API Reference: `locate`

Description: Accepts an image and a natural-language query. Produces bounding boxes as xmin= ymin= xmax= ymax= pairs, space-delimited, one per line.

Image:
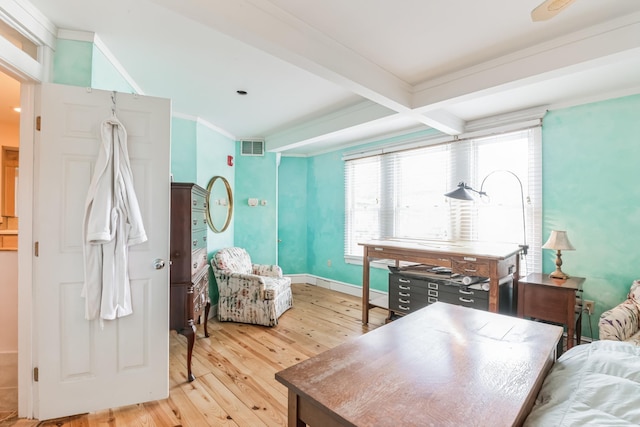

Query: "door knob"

xmin=153 ymin=259 xmax=166 ymax=270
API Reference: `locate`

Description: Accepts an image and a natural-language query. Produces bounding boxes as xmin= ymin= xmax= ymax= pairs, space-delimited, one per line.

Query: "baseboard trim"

xmin=286 ymin=274 xmax=387 ymax=301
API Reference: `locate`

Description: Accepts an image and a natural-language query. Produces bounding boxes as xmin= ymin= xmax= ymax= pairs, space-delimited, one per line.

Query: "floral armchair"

xmin=598 ymin=280 xmax=640 ymax=345
xmin=211 ymin=247 xmax=292 ymax=326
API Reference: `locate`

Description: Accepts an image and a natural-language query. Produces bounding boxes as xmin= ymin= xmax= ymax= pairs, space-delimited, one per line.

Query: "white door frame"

xmin=0 ymin=0 xmax=57 ymax=418
xmin=16 ymin=79 xmax=35 ymax=419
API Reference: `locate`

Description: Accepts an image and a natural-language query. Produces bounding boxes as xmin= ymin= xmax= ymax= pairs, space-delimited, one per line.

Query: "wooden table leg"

xmin=288 ymin=390 xmax=305 ymax=427
xmin=362 ymin=250 xmax=370 ymax=324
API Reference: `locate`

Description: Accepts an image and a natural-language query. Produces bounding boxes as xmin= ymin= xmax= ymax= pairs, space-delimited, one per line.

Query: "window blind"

xmin=344 ymin=127 xmax=541 ymax=275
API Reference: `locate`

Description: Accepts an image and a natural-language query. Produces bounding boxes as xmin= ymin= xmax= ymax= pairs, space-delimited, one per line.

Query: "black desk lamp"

xmin=444 ymin=170 xmax=529 ymax=256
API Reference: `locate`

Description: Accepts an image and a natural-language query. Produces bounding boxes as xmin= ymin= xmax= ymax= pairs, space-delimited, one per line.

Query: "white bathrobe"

xmin=82 ymin=115 xmax=147 ymax=321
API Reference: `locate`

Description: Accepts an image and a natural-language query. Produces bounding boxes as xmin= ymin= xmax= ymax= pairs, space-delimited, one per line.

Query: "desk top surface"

xmin=360 ymin=238 xmax=522 ymax=260
xmin=276 ymin=303 xmax=562 ymax=427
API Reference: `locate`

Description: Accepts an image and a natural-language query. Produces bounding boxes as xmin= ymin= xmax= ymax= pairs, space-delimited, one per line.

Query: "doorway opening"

xmin=0 ymin=69 xmax=21 ymax=420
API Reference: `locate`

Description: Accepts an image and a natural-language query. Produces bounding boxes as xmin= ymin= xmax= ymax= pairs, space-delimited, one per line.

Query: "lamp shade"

xmin=444 ymin=182 xmax=476 ymax=201
xmin=542 ymin=230 xmax=575 ymax=251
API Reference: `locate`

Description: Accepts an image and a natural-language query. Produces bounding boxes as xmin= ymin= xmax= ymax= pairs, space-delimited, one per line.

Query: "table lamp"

xmin=542 ymin=230 xmax=575 ymax=279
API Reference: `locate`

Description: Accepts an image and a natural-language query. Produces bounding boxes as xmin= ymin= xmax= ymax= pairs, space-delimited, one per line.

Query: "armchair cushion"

xmin=212 ymin=247 xmax=292 ymax=326
xmin=629 ymin=279 xmax=640 ymax=306
xmin=599 ymin=279 xmax=640 ymax=345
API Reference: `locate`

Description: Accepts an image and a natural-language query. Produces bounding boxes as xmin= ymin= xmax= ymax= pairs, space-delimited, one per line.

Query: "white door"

xmin=33 ymin=83 xmax=171 ymax=420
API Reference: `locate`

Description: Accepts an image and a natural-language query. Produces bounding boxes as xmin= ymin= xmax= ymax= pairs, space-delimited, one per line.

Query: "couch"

xmin=598 ymin=279 xmax=640 ymax=345
xmin=211 ymin=247 xmax=292 ymax=326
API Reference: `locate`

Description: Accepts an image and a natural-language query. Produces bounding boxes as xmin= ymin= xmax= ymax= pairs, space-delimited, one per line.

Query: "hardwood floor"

xmin=2 ymin=283 xmax=387 ymax=427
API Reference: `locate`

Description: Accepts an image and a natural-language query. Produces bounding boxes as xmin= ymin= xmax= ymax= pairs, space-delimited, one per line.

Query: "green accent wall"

xmin=91 ymin=46 xmax=136 ymax=93
xmin=542 ymin=94 xmax=640 ymax=338
xmin=194 ymin=123 xmax=236 ymax=305
xmin=302 ymin=149 xmax=389 ymax=292
xmin=171 ymin=118 xmax=197 ymax=183
xmin=277 ymin=96 xmax=640 ymax=338
xmin=52 ymin=39 xmax=93 ymax=87
xmin=277 ymin=157 xmax=308 ymax=274
xmin=234 ymin=151 xmax=278 ymax=265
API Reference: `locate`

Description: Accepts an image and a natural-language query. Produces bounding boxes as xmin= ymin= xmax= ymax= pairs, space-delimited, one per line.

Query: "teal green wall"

xmin=234 ymin=151 xmax=278 ymax=265
xmin=278 ymin=96 xmax=640 ymax=338
xmin=277 ymin=157 xmax=308 ymax=274
xmin=542 ymin=94 xmax=640 ymax=338
xmin=171 ymin=118 xmax=198 ymax=182
xmin=91 ymin=46 xmax=136 ymax=93
xmin=53 ymin=39 xmax=136 ymax=92
xmin=302 ymin=150 xmax=388 ymax=292
xmin=278 ymin=130 xmax=438 ymax=292
xmin=195 ymin=123 xmax=236 ymax=305
xmin=196 ymin=122 xmax=236 ymax=251
xmin=52 ymin=39 xmax=92 ymax=86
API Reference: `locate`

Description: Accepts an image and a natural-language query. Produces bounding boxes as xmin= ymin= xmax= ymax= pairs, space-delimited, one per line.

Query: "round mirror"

xmin=206 ymin=175 xmax=233 ymax=233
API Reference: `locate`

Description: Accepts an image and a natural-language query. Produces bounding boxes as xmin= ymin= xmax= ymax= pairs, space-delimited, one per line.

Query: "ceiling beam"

xmin=266 ymin=100 xmax=396 ymax=151
xmin=151 ymin=0 xmax=412 ymax=109
xmin=411 ymin=14 xmax=640 ymax=110
xmin=151 ymin=0 xmax=470 ymax=136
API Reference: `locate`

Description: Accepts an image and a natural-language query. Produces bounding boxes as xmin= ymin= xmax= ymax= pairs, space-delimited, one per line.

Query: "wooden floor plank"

xmin=5 ymin=284 xmax=386 ymax=427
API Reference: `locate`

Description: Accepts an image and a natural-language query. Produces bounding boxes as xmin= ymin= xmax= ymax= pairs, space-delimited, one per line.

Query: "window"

xmin=344 ymin=128 xmax=542 ymax=274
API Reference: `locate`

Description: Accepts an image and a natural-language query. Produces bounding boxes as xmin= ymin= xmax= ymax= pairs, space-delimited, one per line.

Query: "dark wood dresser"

xmin=170 ymin=182 xmax=211 ymax=382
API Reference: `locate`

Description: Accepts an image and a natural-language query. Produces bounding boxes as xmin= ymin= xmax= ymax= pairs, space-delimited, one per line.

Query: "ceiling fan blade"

xmin=531 ymin=0 xmax=577 ymax=21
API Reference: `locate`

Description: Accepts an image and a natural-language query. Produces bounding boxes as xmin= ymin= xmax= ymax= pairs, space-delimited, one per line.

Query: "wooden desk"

xmin=517 ymin=273 xmax=585 ymax=352
xmin=360 ymin=239 xmax=522 ymax=323
xmin=276 ymin=303 xmax=562 ymax=427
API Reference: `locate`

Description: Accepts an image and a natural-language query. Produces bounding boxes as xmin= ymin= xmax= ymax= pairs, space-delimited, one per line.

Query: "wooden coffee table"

xmin=275 ymin=302 xmax=562 ymax=427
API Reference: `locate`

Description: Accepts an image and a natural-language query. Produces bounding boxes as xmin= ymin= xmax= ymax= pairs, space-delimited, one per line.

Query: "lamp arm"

xmin=460 ymin=182 xmax=484 ymax=196
xmin=479 ymin=170 xmax=528 ymax=255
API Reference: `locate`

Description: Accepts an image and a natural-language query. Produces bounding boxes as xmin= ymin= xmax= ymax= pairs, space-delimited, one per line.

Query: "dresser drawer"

xmin=191 ymin=247 xmax=208 ymax=278
xmin=191 ymin=192 xmax=207 ymax=210
xmin=451 ymin=258 xmax=490 ymax=277
xmin=191 ymin=209 xmax=208 ymax=230
xmin=191 ymin=228 xmax=207 ymax=250
xmin=192 ymin=269 xmax=210 ymax=318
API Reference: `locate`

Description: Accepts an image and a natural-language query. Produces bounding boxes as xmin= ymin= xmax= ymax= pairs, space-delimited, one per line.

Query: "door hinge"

xmin=34 ymin=241 xmax=39 ymax=257
xmin=36 ymin=116 xmax=41 ymax=131
xmin=33 ymin=367 xmax=39 ymax=382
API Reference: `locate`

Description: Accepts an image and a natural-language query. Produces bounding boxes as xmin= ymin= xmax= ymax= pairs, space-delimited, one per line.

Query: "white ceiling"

xmin=6 ymin=0 xmax=640 ymax=155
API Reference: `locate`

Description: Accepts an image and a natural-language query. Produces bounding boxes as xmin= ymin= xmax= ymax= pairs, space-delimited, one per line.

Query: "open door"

xmin=32 ymin=83 xmax=171 ymax=420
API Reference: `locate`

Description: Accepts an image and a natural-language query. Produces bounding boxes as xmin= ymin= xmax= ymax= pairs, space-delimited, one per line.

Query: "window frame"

xmin=344 ymin=125 xmax=542 ymax=275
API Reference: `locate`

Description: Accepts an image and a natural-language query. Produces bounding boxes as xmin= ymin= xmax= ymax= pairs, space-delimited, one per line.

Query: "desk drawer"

xmin=435 ymin=284 xmax=488 ymax=301
xmin=437 ymin=291 xmax=489 ymax=310
xmin=451 ymin=259 xmax=490 ymax=277
xmin=389 ymin=273 xmax=491 ymax=314
xmin=389 ymin=274 xmax=451 ymax=293
xmin=388 ymin=295 xmax=431 ymax=314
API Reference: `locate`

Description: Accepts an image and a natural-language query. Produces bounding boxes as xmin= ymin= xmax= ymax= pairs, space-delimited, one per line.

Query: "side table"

xmin=517 ymin=273 xmax=585 ymax=353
